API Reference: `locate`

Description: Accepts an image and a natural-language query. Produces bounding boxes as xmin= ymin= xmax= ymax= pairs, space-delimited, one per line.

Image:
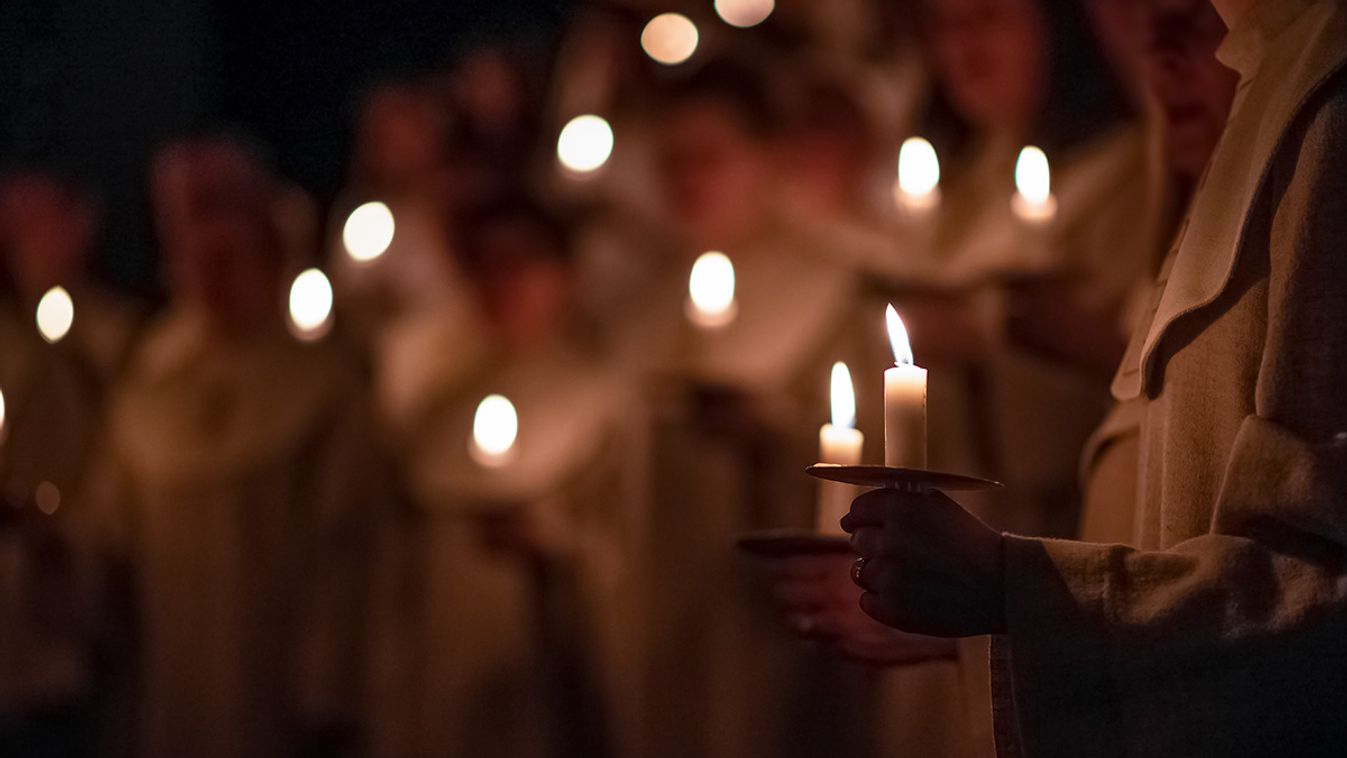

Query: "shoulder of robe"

xmin=1115 ymin=11 xmax=1347 ymax=401
xmin=106 ymin=317 xmax=368 ymax=485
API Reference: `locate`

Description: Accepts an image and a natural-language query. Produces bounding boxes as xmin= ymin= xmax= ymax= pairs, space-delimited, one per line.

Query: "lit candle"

xmin=556 ymin=114 xmax=615 ymax=176
xmin=342 ymin=201 xmax=396 ymax=263
xmin=1011 ymin=146 xmax=1057 ymax=223
xmin=470 ymin=394 xmax=519 ymax=468
xmin=36 ymin=286 xmax=74 ymax=344
xmin=893 ymin=137 xmax=941 ymax=216
xmin=686 ymin=251 xmax=738 ymax=329
xmin=641 ymin=13 xmax=699 ymax=66
xmin=883 ymin=305 xmax=927 ymax=469
xmin=818 ymin=362 xmax=864 ymax=534
xmin=288 ymin=268 xmax=334 ymax=342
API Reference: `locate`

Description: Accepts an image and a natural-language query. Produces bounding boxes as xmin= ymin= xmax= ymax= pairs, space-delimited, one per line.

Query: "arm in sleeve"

xmin=995 ymin=89 xmax=1347 ymax=756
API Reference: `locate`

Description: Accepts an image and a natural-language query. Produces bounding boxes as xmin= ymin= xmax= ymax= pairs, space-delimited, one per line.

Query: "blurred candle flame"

xmin=0 ymin=385 xmax=7 ymax=444
xmin=642 ymin=13 xmax=699 ymax=66
xmin=886 ymin=304 xmax=914 ymax=367
xmin=342 ymin=201 xmax=396 ymax=263
xmin=898 ymin=137 xmax=940 ymax=198
xmin=36 ymin=286 xmax=74 ymax=344
xmin=1015 ymin=146 xmax=1052 ymax=206
xmin=288 ymin=268 xmax=334 ymax=341
xmin=557 ymin=114 xmax=615 ymax=175
xmin=830 ymin=362 xmax=856 ymax=430
xmin=687 ymin=251 xmax=737 ymax=328
xmin=715 ymin=0 xmax=775 ymax=28
xmin=471 ymin=394 xmax=519 ymax=467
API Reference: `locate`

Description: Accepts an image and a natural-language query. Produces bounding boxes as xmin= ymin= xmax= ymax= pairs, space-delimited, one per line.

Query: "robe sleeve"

xmin=996 ymin=89 xmax=1347 ymax=756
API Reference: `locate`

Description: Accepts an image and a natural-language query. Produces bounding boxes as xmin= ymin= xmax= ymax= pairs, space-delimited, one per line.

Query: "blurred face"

xmin=154 ymin=149 xmax=282 ymax=333
xmin=923 ymin=0 xmax=1050 ymax=131
xmin=657 ymin=102 xmax=774 ymax=244
xmin=474 ymin=225 xmax=573 ymax=350
xmin=1087 ymin=0 xmax=1149 ymax=102
xmin=1144 ymin=0 xmax=1237 ymax=179
xmin=355 ymin=91 xmax=447 ymax=186
xmin=0 ymin=176 xmax=96 ymax=297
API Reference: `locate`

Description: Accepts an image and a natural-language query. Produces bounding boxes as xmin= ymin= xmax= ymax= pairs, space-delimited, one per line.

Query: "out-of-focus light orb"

xmin=342 ymin=201 xmax=396 ymax=263
xmin=557 ymin=115 xmax=615 ymax=175
xmin=642 ymin=13 xmax=699 ymax=66
xmin=715 ymin=0 xmax=775 ymax=28
xmin=1015 ymin=146 xmax=1052 ymax=205
xmin=0 ymin=386 xmax=7 ymax=445
xmin=687 ymin=251 xmax=738 ymax=329
xmin=35 ymin=481 xmax=60 ymax=515
xmin=1012 ymin=145 xmax=1057 ymax=222
xmin=897 ymin=137 xmax=941 ymax=197
xmin=288 ymin=268 xmax=334 ymax=341
xmin=471 ymin=394 xmax=519 ymax=468
xmin=36 ymin=286 xmax=74 ymax=344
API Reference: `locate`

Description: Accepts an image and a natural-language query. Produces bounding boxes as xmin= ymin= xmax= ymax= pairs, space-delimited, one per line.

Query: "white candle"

xmin=883 ymin=305 xmax=927 ymax=469
xmin=686 ymin=251 xmax=738 ymax=329
xmin=893 ymin=137 xmax=941 ymax=216
xmin=818 ymin=362 xmax=864 ymax=534
xmin=470 ymin=394 xmax=519 ymax=468
xmin=1011 ymin=146 xmax=1057 ymax=224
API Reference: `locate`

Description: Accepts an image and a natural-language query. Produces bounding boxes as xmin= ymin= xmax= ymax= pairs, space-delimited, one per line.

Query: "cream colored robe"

xmin=371 ymin=344 xmax=645 ymax=758
xmin=994 ymin=2 xmax=1347 ymax=754
xmin=0 ymin=309 xmax=101 ymax=716
xmin=95 ymin=311 xmax=389 ymax=758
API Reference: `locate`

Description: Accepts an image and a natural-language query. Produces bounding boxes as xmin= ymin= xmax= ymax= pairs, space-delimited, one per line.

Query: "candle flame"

xmin=557 ymin=114 xmax=615 ymax=174
xmin=343 ymin=201 xmax=396 ymax=263
xmin=471 ymin=394 xmax=519 ymax=466
xmin=36 ymin=286 xmax=74 ymax=344
xmin=830 ymin=362 xmax=856 ymax=430
xmin=714 ymin=0 xmax=775 ymax=28
xmin=1015 ymin=146 xmax=1051 ymax=206
xmin=898 ymin=137 xmax=940 ymax=197
xmin=0 ymin=385 xmax=7 ymax=444
xmin=288 ymin=268 xmax=334 ymax=341
xmin=642 ymin=13 xmax=699 ymax=66
xmin=886 ymin=304 xmax=914 ymax=366
xmin=688 ymin=251 xmax=737 ymax=327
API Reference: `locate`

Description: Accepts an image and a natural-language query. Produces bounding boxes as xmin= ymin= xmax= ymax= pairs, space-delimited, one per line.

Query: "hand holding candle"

xmin=817 ymin=362 xmax=864 ymax=534
xmin=883 ymin=305 xmax=927 ymax=469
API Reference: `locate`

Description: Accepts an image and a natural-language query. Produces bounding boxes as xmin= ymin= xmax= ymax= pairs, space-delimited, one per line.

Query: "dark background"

xmin=0 ymin=0 xmax=573 ymax=293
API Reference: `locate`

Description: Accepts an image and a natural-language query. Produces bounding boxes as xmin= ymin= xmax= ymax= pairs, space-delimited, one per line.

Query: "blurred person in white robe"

xmin=370 ymin=191 xmax=644 ymax=758
xmin=0 ymin=224 xmax=106 ymax=757
xmin=752 ymin=0 xmax=1159 ymax=754
xmin=93 ymin=137 xmax=390 ymax=758
xmin=329 ymin=81 xmax=489 ymax=441
xmin=0 ymin=171 xmax=143 ymax=385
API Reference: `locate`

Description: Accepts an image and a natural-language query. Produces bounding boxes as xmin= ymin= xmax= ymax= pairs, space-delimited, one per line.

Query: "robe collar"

xmin=1113 ymin=0 xmax=1347 ymax=400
